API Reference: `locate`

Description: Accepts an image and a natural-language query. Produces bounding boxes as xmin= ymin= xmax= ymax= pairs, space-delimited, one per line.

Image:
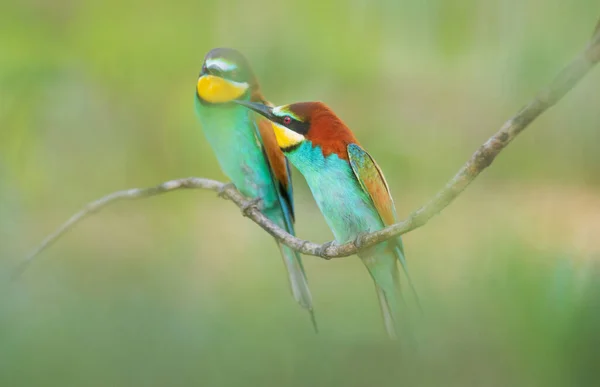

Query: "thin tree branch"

xmin=16 ymin=18 xmax=600 ymax=277
xmin=13 ymin=178 xmax=224 ymax=278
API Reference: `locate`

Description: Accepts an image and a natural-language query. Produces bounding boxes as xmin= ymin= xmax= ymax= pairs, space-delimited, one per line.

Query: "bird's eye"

xmin=283 ymin=116 xmax=292 ymax=125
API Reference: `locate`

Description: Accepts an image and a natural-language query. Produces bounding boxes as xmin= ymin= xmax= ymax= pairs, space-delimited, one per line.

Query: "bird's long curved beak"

xmin=235 ymin=100 xmax=304 ymax=151
xmin=234 ymin=100 xmax=275 ymax=120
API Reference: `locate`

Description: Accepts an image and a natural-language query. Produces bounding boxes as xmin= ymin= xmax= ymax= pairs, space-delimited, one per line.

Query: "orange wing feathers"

xmin=252 ymin=91 xmax=294 ymax=219
xmin=256 ymin=115 xmax=291 ymax=194
xmin=347 ymin=143 xmax=398 ymax=226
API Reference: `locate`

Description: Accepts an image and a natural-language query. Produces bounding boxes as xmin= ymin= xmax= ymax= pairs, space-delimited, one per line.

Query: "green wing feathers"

xmin=254 ymin=114 xmax=316 ymax=330
xmin=347 ymin=143 xmax=420 ymax=309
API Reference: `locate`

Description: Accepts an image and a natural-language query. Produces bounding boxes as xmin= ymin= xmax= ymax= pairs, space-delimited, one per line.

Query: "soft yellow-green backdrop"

xmin=2 ymin=0 xmax=600 ymax=386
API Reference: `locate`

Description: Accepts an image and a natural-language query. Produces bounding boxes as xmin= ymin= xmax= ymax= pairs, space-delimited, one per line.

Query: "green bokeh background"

xmin=2 ymin=0 xmax=600 ymax=385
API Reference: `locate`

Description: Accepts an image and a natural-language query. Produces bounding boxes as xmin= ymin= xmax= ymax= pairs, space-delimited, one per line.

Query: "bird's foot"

xmin=353 ymin=232 xmax=369 ymax=250
xmin=217 ymin=183 xmax=235 ymax=199
xmin=241 ymin=197 xmax=263 ymax=217
xmin=316 ymin=240 xmax=336 ymax=259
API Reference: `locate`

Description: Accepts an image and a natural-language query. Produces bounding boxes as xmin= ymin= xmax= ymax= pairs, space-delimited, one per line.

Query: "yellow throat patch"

xmin=197 ymin=75 xmax=248 ymax=103
xmin=271 ymin=122 xmax=304 ymax=150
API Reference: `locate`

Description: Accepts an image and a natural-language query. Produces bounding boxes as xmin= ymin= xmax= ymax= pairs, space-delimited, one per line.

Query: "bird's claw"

xmin=241 ymin=197 xmax=263 ymax=217
xmin=353 ymin=232 xmax=368 ymax=250
xmin=217 ymin=183 xmax=235 ymax=198
xmin=316 ymin=240 xmax=336 ymax=259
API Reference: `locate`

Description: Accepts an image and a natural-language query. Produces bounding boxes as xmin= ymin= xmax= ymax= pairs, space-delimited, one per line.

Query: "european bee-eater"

xmin=235 ymin=100 xmax=419 ymax=339
xmin=194 ymin=48 xmax=315 ymax=329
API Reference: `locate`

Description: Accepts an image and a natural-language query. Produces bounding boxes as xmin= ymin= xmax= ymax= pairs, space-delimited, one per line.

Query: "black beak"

xmin=234 ymin=100 xmax=275 ymax=120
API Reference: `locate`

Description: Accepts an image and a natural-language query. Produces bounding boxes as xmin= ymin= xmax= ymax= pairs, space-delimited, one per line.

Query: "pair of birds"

xmin=195 ymin=48 xmax=418 ymax=339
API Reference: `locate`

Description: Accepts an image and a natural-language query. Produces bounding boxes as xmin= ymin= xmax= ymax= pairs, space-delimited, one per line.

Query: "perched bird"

xmin=234 ymin=99 xmax=419 ymax=339
xmin=195 ymin=48 xmax=315 ymax=329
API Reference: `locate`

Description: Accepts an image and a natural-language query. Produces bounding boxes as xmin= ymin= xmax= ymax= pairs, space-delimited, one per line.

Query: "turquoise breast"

xmin=286 ymin=142 xmax=384 ymax=243
xmin=195 ymin=99 xmax=278 ymax=209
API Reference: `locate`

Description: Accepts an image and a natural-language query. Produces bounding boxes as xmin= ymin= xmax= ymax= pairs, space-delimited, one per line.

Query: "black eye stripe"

xmin=278 ymin=116 xmax=309 ymax=135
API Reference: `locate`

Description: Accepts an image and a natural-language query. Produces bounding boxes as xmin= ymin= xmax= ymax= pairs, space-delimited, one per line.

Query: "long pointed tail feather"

xmin=372 ymin=270 xmax=403 ymax=339
xmin=279 ymin=243 xmax=318 ymax=332
xmin=375 ymin=286 xmax=398 ymax=339
xmin=394 ymin=246 xmax=422 ymax=314
xmin=363 ymin=252 xmax=415 ymax=342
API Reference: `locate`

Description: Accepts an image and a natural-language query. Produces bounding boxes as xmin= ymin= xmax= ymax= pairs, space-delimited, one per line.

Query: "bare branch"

xmin=14 ymin=178 xmax=225 ymax=278
xmin=16 ymin=18 xmax=600 ymax=276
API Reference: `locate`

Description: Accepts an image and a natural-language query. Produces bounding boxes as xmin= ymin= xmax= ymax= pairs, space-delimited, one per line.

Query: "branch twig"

xmin=13 ymin=179 xmax=222 ymax=278
xmin=16 ymin=19 xmax=600 ymax=276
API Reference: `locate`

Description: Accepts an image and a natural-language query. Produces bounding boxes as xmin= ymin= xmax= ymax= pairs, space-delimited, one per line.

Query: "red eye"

xmin=283 ymin=116 xmax=292 ymax=125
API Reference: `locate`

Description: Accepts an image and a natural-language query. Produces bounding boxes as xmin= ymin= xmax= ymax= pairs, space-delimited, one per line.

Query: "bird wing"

xmin=249 ymin=94 xmax=295 ymax=228
xmin=255 ymin=115 xmax=295 ymax=224
xmin=250 ymin=96 xmax=313 ymax=323
xmin=347 ymin=143 xmax=398 ymax=227
xmin=348 ymin=143 xmax=420 ymax=305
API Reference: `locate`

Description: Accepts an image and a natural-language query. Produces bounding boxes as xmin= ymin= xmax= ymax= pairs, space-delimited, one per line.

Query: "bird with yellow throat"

xmin=195 ymin=48 xmax=316 ymax=330
xmin=235 ymin=99 xmax=421 ymax=340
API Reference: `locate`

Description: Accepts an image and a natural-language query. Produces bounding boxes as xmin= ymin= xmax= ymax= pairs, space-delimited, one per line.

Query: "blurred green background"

xmin=2 ymin=0 xmax=600 ymax=385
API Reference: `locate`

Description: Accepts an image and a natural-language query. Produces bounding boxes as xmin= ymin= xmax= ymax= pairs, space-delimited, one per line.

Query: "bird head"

xmin=196 ymin=48 xmax=258 ymax=104
xmin=234 ymin=100 xmax=358 ymax=159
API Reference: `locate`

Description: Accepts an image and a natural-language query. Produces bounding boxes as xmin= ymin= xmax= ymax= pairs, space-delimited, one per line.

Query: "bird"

xmin=194 ymin=48 xmax=316 ymax=330
xmin=233 ymin=99 xmax=419 ymax=339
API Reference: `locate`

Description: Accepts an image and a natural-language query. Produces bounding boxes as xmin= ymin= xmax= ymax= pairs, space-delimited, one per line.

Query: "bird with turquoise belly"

xmin=235 ymin=99 xmax=420 ymax=339
xmin=194 ymin=48 xmax=316 ymax=330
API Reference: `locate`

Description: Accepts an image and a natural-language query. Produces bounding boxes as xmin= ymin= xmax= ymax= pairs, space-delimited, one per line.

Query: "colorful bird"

xmin=195 ymin=48 xmax=315 ymax=330
xmin=234 ymin=99 xmax=419 ymax=339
